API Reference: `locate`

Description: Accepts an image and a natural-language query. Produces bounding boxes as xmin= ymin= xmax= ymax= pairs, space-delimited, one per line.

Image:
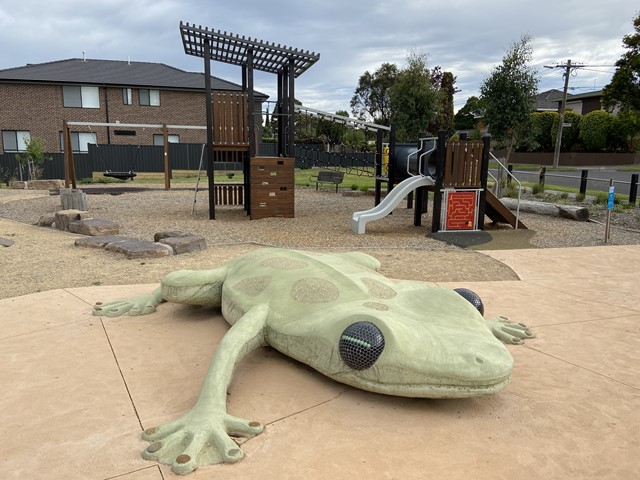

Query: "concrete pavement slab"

xmin=0 ymin=319 xmax=148 ymax=479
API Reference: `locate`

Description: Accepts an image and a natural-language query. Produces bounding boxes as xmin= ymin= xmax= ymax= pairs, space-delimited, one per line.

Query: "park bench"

xmin=311 ymin=170 xmax=344 ymax=192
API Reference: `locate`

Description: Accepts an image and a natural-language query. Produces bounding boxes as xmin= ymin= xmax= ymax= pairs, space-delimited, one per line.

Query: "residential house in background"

xmin=0 ymin=58 xmax=266 ymax=155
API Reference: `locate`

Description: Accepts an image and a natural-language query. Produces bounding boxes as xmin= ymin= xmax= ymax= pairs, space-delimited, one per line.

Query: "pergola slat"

xmin=179 ymin=22 xmax=320 ymax=76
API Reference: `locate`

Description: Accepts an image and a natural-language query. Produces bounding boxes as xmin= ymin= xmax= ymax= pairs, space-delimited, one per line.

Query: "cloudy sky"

xmin=0 ymin=0 xmax=636 ymax=114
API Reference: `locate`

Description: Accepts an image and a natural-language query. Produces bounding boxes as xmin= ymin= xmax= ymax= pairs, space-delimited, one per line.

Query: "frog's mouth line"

xmin=331 ymin=373 xmax=512 ymax=399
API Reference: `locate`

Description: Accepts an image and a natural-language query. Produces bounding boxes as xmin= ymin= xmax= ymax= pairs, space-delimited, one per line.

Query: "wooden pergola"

xmin=179 ymin=22 xmax=320 ymax=219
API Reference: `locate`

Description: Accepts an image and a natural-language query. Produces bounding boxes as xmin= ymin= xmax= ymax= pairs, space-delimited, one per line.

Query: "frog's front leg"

xmin=92 ymin=268 xmax=227 ymax=317
xmin=141 ymin=304 xmax=268 ymax=475
xmin=486 ymin=316 xmax=534 ymax=344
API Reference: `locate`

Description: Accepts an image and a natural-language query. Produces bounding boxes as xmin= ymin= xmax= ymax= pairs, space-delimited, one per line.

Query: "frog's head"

xmin=327 ymin=313 xmax=513 ymax=398
xmin=281 ymin=303 xmax=514 ymax=399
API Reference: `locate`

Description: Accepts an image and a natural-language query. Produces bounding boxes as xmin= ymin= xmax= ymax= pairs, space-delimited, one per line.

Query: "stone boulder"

xmin=36 ymin=214 xmax=56 ymax=227
xmin=55 ymin=210 xmax=91 ymax=231
xmin=75 ymin=235 xmax=131 ymax=249
xmin=105 ymin=239 xmax=174 ymax=259
xmin=158 ymin=235 xmax=207 ymax=255
xmin=0 ymin=237 xmax=15 ymax=247
xmin=69 ymin=219 xmax=119 ymax=236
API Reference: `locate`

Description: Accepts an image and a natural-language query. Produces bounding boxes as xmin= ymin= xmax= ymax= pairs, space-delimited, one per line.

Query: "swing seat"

xmin=104 ymin=170 xmax=137 ymax=181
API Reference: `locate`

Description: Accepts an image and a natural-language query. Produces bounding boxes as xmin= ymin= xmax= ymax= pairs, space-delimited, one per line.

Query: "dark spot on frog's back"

xmin=233 ymin=276 xmax=272 ymax=297
xmin=290 ymin=277 xmax=340 ymax=303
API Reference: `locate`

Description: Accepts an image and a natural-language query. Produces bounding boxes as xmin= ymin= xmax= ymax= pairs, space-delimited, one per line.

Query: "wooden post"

xmin=63 ymin=121 xmax=77 ymax=189
xmin=63 ymin=121 xmax=70 ymax=188
xmin=478 ymin=135 xmax=491 ymax=230
xmin=163 ymin=123 xmax=170 ymax=190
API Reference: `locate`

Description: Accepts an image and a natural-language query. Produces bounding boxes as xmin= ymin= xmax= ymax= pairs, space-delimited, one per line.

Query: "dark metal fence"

xmin=0 ymin=143 xmax=374 ymax=182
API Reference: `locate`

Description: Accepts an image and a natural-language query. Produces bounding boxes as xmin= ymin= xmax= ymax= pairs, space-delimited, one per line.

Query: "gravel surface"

xmin=1 ymin=183 xmax=638 ymax=300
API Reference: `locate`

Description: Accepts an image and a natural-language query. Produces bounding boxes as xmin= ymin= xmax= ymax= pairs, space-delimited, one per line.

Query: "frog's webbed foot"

xmin=141 ymin=409 xmax=264 ymax=475
xmin=92 ymin=288 xmax=164 ymax=317
xmin=486 ymin=316 xmax=534 ymax=344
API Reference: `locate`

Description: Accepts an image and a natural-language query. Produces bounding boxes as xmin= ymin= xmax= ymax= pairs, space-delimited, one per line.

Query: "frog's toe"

xmin=225 ymin=417 xmax=264 ymax=439
xmin=93 ymin=301 xmax=131 ymax=317
xmin=142 ymin=430 xmax=187 ymax=465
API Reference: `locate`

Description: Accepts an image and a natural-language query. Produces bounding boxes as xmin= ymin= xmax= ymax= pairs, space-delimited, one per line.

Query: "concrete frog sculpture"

xmin=93 ymin=248 xmax=532 ymax=475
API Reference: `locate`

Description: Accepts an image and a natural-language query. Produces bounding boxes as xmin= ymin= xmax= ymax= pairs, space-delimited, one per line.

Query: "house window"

xmin=2 ymin=130 xmax=31 ymax=152
xmin=123 ymin=88 xmax=132 ymax=105
xmin=139 ymin=89 xmax=160 ymax=106
xmin=63 ymin=85 xmax=100 ymax=108
xmin=153 ymin=134 xmax=179 ymax=145
xmin=60 ymin=132 xmax=97 ymax=153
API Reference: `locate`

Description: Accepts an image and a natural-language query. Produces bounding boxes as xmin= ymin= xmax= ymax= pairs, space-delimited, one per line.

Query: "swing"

xmin=101 ymin=144 xmax=140 ymax=181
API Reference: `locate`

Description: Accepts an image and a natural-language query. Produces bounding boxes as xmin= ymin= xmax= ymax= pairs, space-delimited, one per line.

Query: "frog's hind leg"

xmin=334 ymin=252 xmax=381 ymax=271
xmin=160 ymin=267 xmax=228 ymax=307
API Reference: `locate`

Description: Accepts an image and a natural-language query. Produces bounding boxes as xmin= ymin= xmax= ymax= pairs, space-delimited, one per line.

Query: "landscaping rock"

xmin=36 ymin=214 xmax=56 ymax=227
xmin=0 ymin=237 xmax=15 ymax=247
xmin=27 ymin=179 xmax=65 ymax=192
xmin=159 ymin=235 xmax=207 ymax=254
xmin=153 ymin=231 xmax=194 ymax=242
xmin=105 ymin=239 xmax=173 ymax=259
xmin=55 ymin=209 xmax=91 ymax=231
xmin=69 ymin=219 xmax=120 ymax=236
xmin=74 ymin=235 xmax=130 ymax=249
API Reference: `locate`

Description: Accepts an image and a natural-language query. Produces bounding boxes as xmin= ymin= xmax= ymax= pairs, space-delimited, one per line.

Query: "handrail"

xmin=489 ymin=153 xmax=522 ymax=229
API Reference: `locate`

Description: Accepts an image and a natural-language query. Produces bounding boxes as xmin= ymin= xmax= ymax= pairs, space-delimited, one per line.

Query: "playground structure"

xmin=351 ymin=129 xmax=526 ymax=234
xmin=179 ymin=22 xmax=319 ymax=220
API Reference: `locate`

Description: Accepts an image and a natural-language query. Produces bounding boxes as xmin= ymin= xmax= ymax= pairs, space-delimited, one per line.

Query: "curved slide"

xmin=351 ymin=175 xmax=435 ymax=234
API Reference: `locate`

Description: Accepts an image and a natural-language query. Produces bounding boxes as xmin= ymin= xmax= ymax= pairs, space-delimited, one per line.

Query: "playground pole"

xmin=204 ymin=39 xmax=215 ymax=220
xmin=431 ymin=130 xmax=447 ymax=233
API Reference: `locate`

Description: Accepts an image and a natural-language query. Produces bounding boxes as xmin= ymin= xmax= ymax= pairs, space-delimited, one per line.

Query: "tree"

xmin=602 ymin=13 xmax=640 ymax=113
xmin=480 ymin=35 xmax=539 ymax=164
xmin=16 ymin=136 xmax=51 ymax=181
xmin=428 ymin=71 xmax=457 ymax=134
xmin=389 ymin=50 xmax=442 ymax=141
xmin=350 ymin=63 xmax=398 ymax=125
xmin=454 ymin=96 xmax=485 ymax=130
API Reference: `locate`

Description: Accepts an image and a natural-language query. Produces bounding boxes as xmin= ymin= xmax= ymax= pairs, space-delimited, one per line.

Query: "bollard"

xmin=507 ymin=164 xmax=513 ymax=185
xmin=630 ymin=173 xmax=638 ymax=205
xmin=539 ymin=167 xmax=546 ymax=187
xmin=580 ymin=170 xmax=588 ymax=196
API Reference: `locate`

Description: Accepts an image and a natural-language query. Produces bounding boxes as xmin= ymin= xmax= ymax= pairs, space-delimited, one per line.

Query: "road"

xmin=492 ymin=168 xmax=638 ymax=196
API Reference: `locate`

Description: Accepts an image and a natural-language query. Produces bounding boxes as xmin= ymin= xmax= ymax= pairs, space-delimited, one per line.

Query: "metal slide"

xmin=351 ymin=175 xmax=435 ymax=234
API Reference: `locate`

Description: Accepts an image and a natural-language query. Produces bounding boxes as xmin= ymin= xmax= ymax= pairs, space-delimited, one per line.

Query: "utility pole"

xmin=544 ymin=60 xmax=585 ymax=167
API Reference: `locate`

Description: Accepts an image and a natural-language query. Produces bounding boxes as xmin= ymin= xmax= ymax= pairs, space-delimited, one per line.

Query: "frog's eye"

xmin=454 ymin=288 xmax=484 ymax=316
xmin=339 ymin=321 xmax=385 ymax=370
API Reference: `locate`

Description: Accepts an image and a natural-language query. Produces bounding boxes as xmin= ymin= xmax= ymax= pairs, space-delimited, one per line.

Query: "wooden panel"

xmin=249 ymin=156 xmax=294 ymax=219
xmin=444 ymin=141 xmax=483 ymax=188
xmin=212 ymin=92 xmax=249 ymax=149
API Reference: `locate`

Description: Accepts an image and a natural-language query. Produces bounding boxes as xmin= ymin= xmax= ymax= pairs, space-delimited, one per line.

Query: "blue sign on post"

xmin=608 ymin=185 xmax=615 ymax=210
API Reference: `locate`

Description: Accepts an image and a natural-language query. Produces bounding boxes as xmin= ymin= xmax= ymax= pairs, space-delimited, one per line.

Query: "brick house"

xmin=0 ymin=58 xmax=266 ymax=154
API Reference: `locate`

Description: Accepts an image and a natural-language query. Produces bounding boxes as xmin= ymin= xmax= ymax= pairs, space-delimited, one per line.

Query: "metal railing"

xmin=489 ymin=152 xmax=523 ymax=229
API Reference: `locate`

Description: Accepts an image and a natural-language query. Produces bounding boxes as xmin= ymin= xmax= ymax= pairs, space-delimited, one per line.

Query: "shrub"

xmin=594 ymin=191 xmax=608 ymax=204
xmin=531 ymin=111 xmax=557 ymax=151
xmin=351 ymin=184 xmax=359 ymax=190
xmin=579 ymin=110 xmax=613 ymax=151
xmin=575 ymin=193 xmax=585 ymax=202
xmin=552 ymin=110 xmax=582 ymax=151
xmin=531 ymin=183 xmax=544 ymax=195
